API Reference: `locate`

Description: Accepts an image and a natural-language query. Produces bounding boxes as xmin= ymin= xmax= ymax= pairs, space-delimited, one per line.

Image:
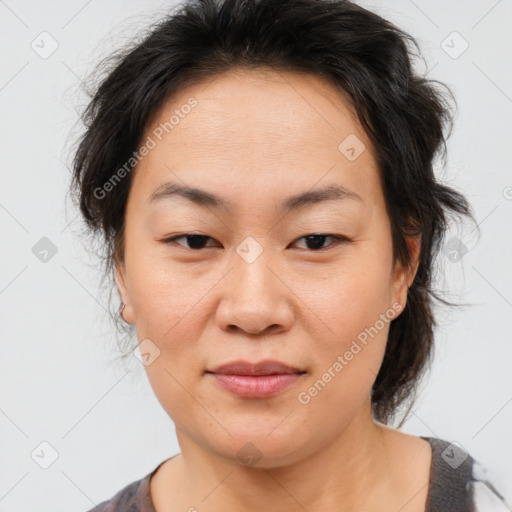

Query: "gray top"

xmin=86 ymin=437 xmax=509 ymax=511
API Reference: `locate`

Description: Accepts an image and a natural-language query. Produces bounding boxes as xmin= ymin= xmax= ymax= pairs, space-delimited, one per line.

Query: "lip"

xmin=208 ymin=359 xmax=304 ymax=376
xmin=205 ymin=359 xmax=306 ymax=399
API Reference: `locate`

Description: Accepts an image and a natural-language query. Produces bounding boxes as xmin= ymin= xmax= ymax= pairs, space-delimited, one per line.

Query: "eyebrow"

xmin=146 ymin=182 xmax=363 ymax=213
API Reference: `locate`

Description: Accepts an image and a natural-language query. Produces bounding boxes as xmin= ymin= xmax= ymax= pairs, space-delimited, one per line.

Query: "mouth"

xmin=205 ymin=359 xmax=307 ymax=398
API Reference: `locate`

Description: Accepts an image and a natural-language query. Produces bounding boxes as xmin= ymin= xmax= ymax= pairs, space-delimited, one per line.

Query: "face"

xmin=116 ymin=68 xmax=416 ymax=467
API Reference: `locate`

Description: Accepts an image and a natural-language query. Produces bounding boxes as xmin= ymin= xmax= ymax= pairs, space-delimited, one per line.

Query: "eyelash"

xmin=161 ymin=233 xmax=349 ymax=252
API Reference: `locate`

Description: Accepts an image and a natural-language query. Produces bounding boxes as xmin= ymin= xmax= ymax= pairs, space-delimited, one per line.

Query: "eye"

xmin=163 ymin=234 xmax=218 ymax=250
xmin=162 ymin=233 xmax=348 ymax=251
xmin=291 ymin=234 xmax=347 ymax=251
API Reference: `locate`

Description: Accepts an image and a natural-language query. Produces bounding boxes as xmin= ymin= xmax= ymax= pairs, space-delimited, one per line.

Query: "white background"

xmin=1 ymin=0 xmax=511 ymax=510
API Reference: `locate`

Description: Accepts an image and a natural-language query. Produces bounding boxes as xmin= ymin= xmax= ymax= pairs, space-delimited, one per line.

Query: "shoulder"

xmin=84 ymin=464 xmax=161 ymax=512
xmin=421 ymin=436 xmax=510 ymax=512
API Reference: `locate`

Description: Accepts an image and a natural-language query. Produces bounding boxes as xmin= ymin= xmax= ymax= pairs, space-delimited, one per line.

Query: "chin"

xmin=203 ymin=429 xmax=311 ymax=469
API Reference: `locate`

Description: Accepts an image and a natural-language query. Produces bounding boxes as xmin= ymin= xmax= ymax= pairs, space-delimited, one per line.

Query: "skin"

xmin=115 ymin=68 xmax=431 ymax=511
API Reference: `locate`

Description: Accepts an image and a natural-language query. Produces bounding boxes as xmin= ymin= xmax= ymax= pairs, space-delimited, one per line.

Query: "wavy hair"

xmin=69 ymin=0 xmax=476 ymax=425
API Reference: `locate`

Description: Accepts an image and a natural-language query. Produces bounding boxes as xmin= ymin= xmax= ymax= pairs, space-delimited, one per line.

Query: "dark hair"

xmin=69 ymin=0 xmax=476 ymax=425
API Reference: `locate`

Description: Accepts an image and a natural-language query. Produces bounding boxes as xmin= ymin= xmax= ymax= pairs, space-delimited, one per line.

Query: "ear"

xmin=391 ymin=235 xmax=421 ymax=313
xmin=115 ymin=261 xmax=134 ymax=324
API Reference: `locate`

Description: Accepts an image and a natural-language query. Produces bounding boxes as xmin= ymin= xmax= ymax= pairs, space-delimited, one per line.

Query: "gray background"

xmin=1 ymin=0 xmax=511 ymax=510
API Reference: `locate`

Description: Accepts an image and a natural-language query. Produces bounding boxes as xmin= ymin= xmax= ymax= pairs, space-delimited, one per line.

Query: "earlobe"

xmin=405 ymin=235 xmax=421 ymax=288
xmin=115 ymin=263 xmax=134 ymax=324
xmin=115 ymin=262 xmax=128 ymax=304
xmin=392 ymin=263 xmax=409 ymax=314
xmin=392 ymin=235 xmax=421 ymax=312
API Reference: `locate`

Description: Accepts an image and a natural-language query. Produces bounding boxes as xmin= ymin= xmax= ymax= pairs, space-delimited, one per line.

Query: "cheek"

xmin=136 ymin=308 xmax=208 ymax=421
xmin=296 ymin=278 xmax=392 ymax=426
xmin=126 ymin=241 xmax=207 ymax=339
xmin=296 ymin=247 xmax=395 ymax=397
xmin=297 ymin=249 xmax=394 ymax=341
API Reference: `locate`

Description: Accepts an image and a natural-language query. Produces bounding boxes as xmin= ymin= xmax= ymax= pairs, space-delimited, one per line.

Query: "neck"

xmin=174 ymin=399 xmax=393 ymax=511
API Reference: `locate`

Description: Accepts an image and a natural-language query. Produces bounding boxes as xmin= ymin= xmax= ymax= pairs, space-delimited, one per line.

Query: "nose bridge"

xmin=216 ymin=235 xmax=293 ymax=335
xmin=232 ymin=235 xmax=280 ymax=300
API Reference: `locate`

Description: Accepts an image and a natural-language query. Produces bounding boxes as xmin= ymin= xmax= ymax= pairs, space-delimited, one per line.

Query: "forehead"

xmin=130 ymin=67 xmax=381 ymax=209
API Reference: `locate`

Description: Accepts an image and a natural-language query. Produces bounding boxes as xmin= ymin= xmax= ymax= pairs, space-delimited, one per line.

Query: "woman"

xmin=70 ymin=0 xmax=508 ymax=509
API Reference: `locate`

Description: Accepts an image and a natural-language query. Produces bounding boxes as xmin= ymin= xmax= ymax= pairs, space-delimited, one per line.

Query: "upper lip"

xmin=207 ymin=359 xmax=305 ymax=376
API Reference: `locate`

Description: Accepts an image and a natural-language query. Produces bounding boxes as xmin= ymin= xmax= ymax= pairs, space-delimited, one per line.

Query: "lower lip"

xmin=207 ymin=373 xmax=304 ymax=398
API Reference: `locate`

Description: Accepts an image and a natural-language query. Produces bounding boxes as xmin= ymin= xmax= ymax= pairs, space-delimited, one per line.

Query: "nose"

xmin=215 ymin=244 xmax=294 ymax=336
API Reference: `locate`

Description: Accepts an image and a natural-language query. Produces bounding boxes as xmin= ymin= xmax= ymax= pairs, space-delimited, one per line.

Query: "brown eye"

xmin=292 ymin=234 xmax=348 ymax=251
xmin=162 ymin=233 xmax=349 ymax=251
xmin=164 ymin=234 xmax=218 ymax=250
